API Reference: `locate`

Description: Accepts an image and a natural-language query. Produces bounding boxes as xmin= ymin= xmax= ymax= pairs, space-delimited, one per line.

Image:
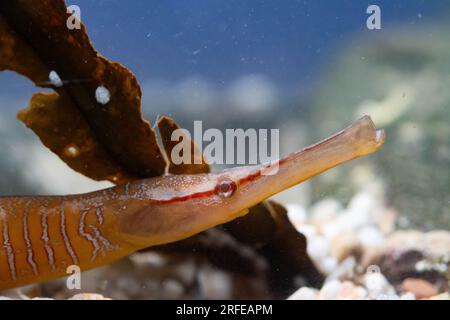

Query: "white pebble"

xmin=318 ymin=256 xmax=338 ymax=275
xmin=286 ymin=203 xmax=307 ymax=229
xmin=307 ymin=236 xmax=330 ymax=261
xmin=116 ymin=276 xmax=141 ymax=296
xmin=348 ymin=192 xmax=377 ymax=215
xmin=288 ymin=287 xmax=318 ymax=300
xmin=376 ymin=294 xmax=399 ymax=300
xmin=319 ymin=280 xmax=342 ymax=300
xmin=95 ymin=86 xmax=110 ymax=104
xmin=358 ymin=226 xmax=385 ymax=247
xmin=198 ymin=267 xmax=231 ymax=299
xmin=49 ymin=70 xmax=63 ymax=87
xmin=337 ymin=281 xmax=368 ymax=300
xmin=365 ymin=272 xmax=387 ymax=292
xmin=364 ymin=271 xmax=397 ymax=299
xmin=415 ymin=260 xmax=429 ymax=272
xmin=310 ymin=198 xmax=342 ymax=225
xmin=161 ymin=279 xmax=184 ymax=298
xmin=130 ymin=252 xmax=167 ymax=267
xmin=354 ymin=287 xmax=369 ymax=300
xmin=400 ymin=292 xmax=416 ymax=300
xmin=327 ymin=257 xmax=357 ymax=280
xmin=297 ymin=224 xmax=317 ymax=240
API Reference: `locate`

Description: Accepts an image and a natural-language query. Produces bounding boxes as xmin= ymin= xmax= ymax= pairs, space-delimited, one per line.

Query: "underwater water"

xmin=1 ymin=0 xmax=448 ymax=228
xmin=0 ymin=0 xmax=448 ymax=300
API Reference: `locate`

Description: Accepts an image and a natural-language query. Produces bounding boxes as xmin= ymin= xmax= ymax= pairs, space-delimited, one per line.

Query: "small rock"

xmin=330 ymin=232 xmax=360 ymax=261
xmin=400 ymin=292 xmax=416 ymax=300
xmin=69 ymin=293 xmax=111 ymax=300
xmin=160 ymin=279 xmax=184 ymax=299
xmin=401 ymin=278 xmax=438 ymax=299
xmin=423 ymin=231 xmax=450 ymax=259
xmin=288 ymin=287 xmax=318 ymax=300
xmin=363 ymin=270 xmax=396 ymax=299
xmin=310 ymin=198 xmax=342 ymax=227
xmin=336 ymin=281 xmax=367 ymax=300
xmin=198 ymin=266 xmax=232 ymax=299
xmin=327 ymin=257 xmax=357 ymax=281
xmin=318 ymin=256 xmax=338 ymax=275
xmin=116 ymin=276 xmax=142 ymax=296
xmin=130 ymin=252 xmax=167 ymax=268
xmin=358 ymin=226 xmax=385 ymax=247
xmin=307 ymin=235 xmax=330 ymax=262
xmin=317 ymin=280 xmax=368 ymax=300
xmin=348 ymin=192 xmax=377 ymax=217
xmin=306 ymin=236 xmax=330 ymax=272
xmin=286 ymin=203 xmax=307 ymax=230
xmin=319 ymin=280 xmax=342 ymax=300
xmin=297 ymin=224 xmax=317 ymax=240
xmin=428 ymin=293 xmax=450 ymax=300
xmin=384 ymin=230 xmax=424 ymax=251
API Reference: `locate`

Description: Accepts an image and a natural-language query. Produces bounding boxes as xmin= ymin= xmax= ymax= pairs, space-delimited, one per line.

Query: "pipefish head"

xmin=113 ymin=116 xmax=385 ymax=249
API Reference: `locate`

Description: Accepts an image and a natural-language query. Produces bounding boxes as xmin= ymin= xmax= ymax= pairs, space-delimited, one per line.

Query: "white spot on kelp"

xmin=95 ymin=86 xmax=110 ymax=105
xmin=49 ymin=70 xmax=63 ymax=87
xmin=64 ymin=145 xmax=79 ymax=158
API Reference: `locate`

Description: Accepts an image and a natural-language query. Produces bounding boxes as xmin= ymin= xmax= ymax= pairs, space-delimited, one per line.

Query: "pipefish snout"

xmin=0 ymin=116 xmax=385 ymax=290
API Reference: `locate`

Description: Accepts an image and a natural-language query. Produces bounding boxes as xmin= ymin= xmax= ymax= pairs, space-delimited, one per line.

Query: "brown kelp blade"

xmin=17 ymin=93 xmax=134 ymax=183
xmin=157 ymin=116 xmax=210 ymax=175
xmin=0 ymin=0 xmax=166 ymax=181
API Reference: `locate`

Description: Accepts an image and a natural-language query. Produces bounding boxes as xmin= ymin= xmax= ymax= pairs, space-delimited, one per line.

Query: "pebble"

xmin=318 ymin=280 xmax=342 ymax=300
xmin=423 ymin=231 xmax=450 ymax=258
xmin=319 ymin=256 xmax=339 ymax=275
xmin=297 ymin=224 xmax=317 ymax=240
xmin=358 ymin=226 xmax=385 ymax=247
xmin=363 ymin=271 xmax=396 ymax=299
xmin=307 ymin=235 xmax=330 ymax=262
xmin=428 ymin=293 xmax=450 ymax=300
xmin=337 ymin=281 xmax=367 ymax=300
xmin=317 ymin=280 xmax=368 ymax=300
xmin=310 ymin=198 xmax=342 ymax=227
xmin=69 ymin=293 xmax=111 ymax=300
xmin=288 ymin=287 xmax=318 ymax=300
xmin=198 ymin=266 xmax=232 ymax=299
xmin=401 ymin=278 xmax=438 ymax=299
xmin=384 ymin=230 xmax=425 ymax=251
xmin=400 ymin=292 xmax=416 ymax=300
xmin=160 ymin=279 xmax=184 ymax=299
xmin=130 ymin=252 xmax=167 ymax=268
xmin=326 ymin=257 xmax=357 ymax=282
xmin=330 ymin=232 xmax=360 ymax=261
xmin=286 ymin=203 xmax=307 ymax=229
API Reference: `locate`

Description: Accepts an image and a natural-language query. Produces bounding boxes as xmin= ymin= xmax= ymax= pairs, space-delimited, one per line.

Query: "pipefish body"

xmin=0 ymin=116 xmax=385 ymax=290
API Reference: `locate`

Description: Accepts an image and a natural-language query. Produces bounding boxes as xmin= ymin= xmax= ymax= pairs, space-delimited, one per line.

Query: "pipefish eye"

xmin=215 ymin=178 xmax=237 ymax=198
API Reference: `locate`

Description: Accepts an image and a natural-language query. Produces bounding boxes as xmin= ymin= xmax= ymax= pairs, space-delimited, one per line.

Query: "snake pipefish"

xmin=0 ymin=116 xmax=385 ymax=290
